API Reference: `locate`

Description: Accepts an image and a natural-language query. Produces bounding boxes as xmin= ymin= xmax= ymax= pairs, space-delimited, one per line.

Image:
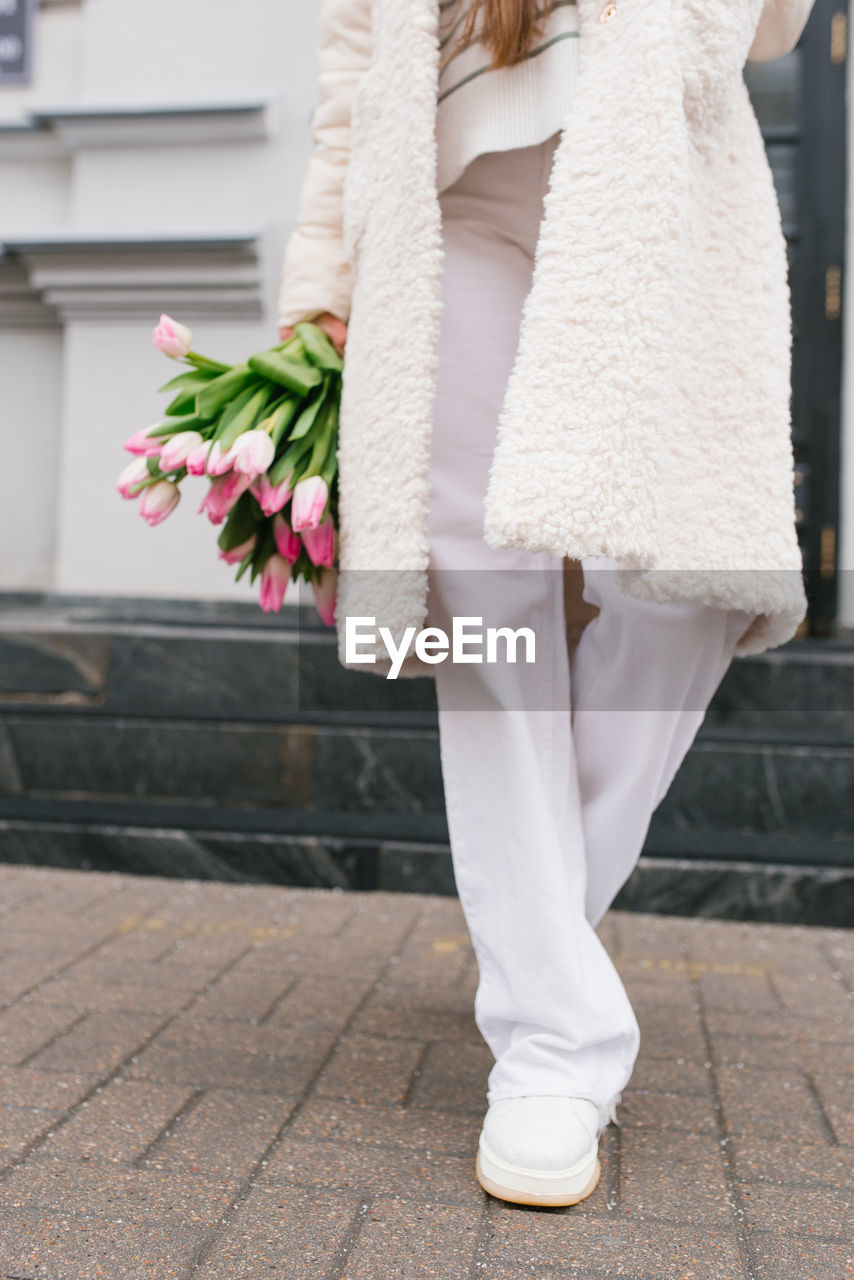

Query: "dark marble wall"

xmin=1 ymin=593 xmax=852 ymax=925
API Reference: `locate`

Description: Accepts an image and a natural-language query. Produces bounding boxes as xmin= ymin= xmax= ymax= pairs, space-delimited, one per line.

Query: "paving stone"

xmin=618 ymin=1087 xmax=720 ymax=1134
xmin=483 ymin=1205 xmax=744 ymax=1278
xmin=404 ymin=1041 xmax=494 ymax=1112
xmin=635 ymin=1004 xmax=707 ymax=1062
xmin=0 ymin=1103 xmax=67 ymax=1167
xmin=227 ymin=935 xmax=398 ymax=980
xmin=264 ymin=974 xmax=376 ymax=1032
xmin=616 ymin=965 xmax=698 ymax=1011
xmin=696 ymin=969 xmax=782 ymax=1013
xmin=31 ymin=976 xmax=194 ymax=1017
xmin=141 ymin=1088 xmax=293 ymax=1176
xmin=55 ymin=954 xmax=210 ymax=995
xmin=750 ymin=1231 xmax=854 ymax=1279
xmin=183 ymin=972 xmax=299 ymax=1024
xmin=741 ymin=1181 xmax=852 ymax=1240
xmin=349 ymin=1002 xmax=483 ymax=1044
xmin=335 ymin=896 xmax=424 ymax=947
xmin=623 ymin=1056 xmax=716 ymax=1098
xmin=702 ymin=1007 xmax=852 ymax=1044
xmin=0 ymin=1000 xmax=85 ymax=1066
xmin=618 ymin=1128 xmax=734 ymax=1225
xmin=727 ymin=1134 xmax=854 ymax=1187
xmin=715 ymin=1066 xmax=829 ymax=1143
xmin=0 ymin=1151 xmax=244 ymax=1223
xmin=0 ymin=1067 xmax=96 ymax=1111
xmin=709 ymin=1034 xmax=854 ymax=1073
xmin=124 ymin=1018 xmax=334 ymax=1096
xmin=310 ymin=1033 xmax=425 ymax=1106
xmin=38 ymin=1077 xmax=195 ymax=1163
xmin=824 ymin=937 xmax=854 ymax=990
xmin=809 ymin=1070 xmax=854 ymax=1145
xmin=288 ymin=1097 xmax=483 ymax=1155
xmin=194 ymin=1184 xmax=363 ymax=1279
xmin=613 ymin=910 xmax=695 ymax=957
xmin=0 ymin=1211 xmax=197 ymax=1280
xmin=258 ymin=1134 xmax=484 ymax=1206
xmin=24 ymin=1010 xmax=165 ymax=1075
xmin=0 ymin=949 xmax=95 ymax=1006
xmin=340 ymin=1197 xmax=483 ymax=1279
xmin=768 ymin=971 xmax=854 ymax=1019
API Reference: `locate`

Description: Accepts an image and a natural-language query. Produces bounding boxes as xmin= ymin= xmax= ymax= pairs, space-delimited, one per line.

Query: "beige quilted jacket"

xmin=277 ymin=0 xmax=815 ymax=331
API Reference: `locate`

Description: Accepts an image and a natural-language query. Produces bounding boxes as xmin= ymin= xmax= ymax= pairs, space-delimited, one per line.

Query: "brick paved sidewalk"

xmin=0 ymin=864 xmax=851 ymax=1280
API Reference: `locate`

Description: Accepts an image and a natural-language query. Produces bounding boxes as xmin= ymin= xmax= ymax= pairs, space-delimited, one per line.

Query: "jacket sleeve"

xmin=276 ymin=0 xmax=373 ymax=331
xmin=746 ymin=0 xmax=816 ymax=61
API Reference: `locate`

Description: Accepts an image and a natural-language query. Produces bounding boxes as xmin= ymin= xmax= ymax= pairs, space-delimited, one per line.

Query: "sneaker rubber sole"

xmin=475 ymin=1132 xmax=601 ymax=1207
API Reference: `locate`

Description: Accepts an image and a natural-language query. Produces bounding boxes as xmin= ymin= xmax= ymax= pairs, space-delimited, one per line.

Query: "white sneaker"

xmin=476 ymin=1095 xmax=601 ymax=1207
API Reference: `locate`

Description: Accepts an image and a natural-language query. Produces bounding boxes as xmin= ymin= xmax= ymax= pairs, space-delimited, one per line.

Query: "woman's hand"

xmin=278 ymin=311 xmax=348 ymax=356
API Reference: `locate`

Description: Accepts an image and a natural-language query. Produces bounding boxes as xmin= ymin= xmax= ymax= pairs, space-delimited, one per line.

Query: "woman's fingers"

xmin=277 ymin=313 xmax=347 ymax=355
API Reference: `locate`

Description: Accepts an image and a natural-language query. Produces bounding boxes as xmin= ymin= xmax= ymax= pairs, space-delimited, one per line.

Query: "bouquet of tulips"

xmin=115 ymin=314 xmax=341 ymax=620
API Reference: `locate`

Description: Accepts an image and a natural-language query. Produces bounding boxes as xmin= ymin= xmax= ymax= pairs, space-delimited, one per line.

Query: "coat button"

xmin=598 ymin=1 xmax=618 ymax=20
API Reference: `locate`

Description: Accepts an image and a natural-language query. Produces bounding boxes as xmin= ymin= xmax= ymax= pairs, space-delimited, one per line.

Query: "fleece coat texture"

xmin=278 ymin=0 xmax=815 ymax=679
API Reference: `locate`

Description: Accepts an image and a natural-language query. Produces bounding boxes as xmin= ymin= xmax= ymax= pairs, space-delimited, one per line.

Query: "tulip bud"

xmin=273 ymin=512 xmax=301 ymax=564
xmin=185 ymin=441 xmax=212 ymax=475
xmin=197 ymin=470 xmax=252 ymax=524
xmin=252 ymin=472 xmax=293 ymax=516
xmin=301 ymin=512 xmax=335 ymax=568
xmin=227 ymin=429 xmax=276 ymax=479
xmin=312 ymin=566 xmax=337 ymax=626
xmin=205 ymin=440 xmax=234 ymax=476
xmin=291 ymin=475 xmax=329 ymax=531
xmin=116 ymin=456 xmax=151 ymax=499
xmin=219 ymin=533 xmax=257 ymax=565
xmin=158 ymin=430 xmax=204 ymax=472
xmin=152 ymin=313 xmax=192 ymax=358
xmin=139 ymin=479 xmax=181 ymax=526
xmin=123 ymin=425 xmax=164 ymax=457
xmin=259 ymin=554 xmax=290 ymax=613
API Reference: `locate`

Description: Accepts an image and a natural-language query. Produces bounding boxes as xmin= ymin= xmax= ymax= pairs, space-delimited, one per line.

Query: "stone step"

xmin=0 ymin=806 xmax=851 ymax=926
xmin=1 ymin=594 xmax=853 ymax=736
xmin=1 ymin=713 xmax=851 ymax=849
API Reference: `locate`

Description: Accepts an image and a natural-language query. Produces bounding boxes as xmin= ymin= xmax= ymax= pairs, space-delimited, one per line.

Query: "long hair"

xmin=439 ymin=0 xmax=551 ymax=74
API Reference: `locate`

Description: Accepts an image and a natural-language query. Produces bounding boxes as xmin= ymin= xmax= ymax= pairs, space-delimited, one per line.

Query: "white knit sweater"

xmin=436 ymin=0 xmax=580 ymax=193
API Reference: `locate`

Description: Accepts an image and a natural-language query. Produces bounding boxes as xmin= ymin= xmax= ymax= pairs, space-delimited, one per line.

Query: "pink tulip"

xmin=227 ymin=429 xmax=275 ymax=479
xmin=185 ymin=441 xmax=212 ymax=475
xmin=158 ymin=430 xmax=204 ymax=471
xmin=197 ymin=470 xmax=251 ymax=524
xmin=219 ymin=533 xmax=257 ymax=565
xmin=139 ymin=479 xmax=180 ymax=526
xmin=291 ymin=475 xmax=329 ymax=531
xmin=301 ymin=513 xmax=335 ymax=568
xmin=251 ymin=472 xmax=293 ymax=516
xmin=259 ymin=554 xmax=290 ymax=613
xmin=311 ymin=566 xmax=337 ymax=626
xmin=273 ymin=513 xmax=301 ymax=564
xmin=152 ymin=313 xmax=192 ymax=358
xmin=123 ymin=425 xmax=163 ymax=457
xmin=205 ymin=440 xmax=234 ymax=476
xmin=116 ymin=456 xmax=150 ymax=499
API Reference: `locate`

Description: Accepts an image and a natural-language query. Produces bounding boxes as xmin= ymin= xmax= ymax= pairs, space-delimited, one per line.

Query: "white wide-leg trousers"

xmin=424 ymin=133 xmax=755 ymax=1134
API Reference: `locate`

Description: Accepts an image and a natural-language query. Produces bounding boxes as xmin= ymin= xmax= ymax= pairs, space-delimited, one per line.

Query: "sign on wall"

xmin=0 ymin=0 xmax=35 ymax=85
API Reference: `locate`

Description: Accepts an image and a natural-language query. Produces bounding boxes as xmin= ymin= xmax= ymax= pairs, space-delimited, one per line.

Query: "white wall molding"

xmin=0 ymin=100 xmax=277 ymax=153
xmin=0 ymin=230 xmax=266 ymax=324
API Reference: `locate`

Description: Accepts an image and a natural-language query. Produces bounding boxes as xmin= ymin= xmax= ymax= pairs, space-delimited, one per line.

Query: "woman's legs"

xmin=425 ymin=138 xmax=640 ymax=1134
xmin=570 ymin=561 xmax=756 ymax=929
xmin=425 ymin=135 xmax=756 ymax=1135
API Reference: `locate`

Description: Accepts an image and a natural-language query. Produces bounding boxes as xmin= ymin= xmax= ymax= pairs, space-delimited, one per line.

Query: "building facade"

xmin=0 ymin=0 xmax=851 ymax=637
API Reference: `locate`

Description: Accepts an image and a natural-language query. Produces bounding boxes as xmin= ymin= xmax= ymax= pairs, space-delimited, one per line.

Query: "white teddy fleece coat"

xmin=278 ymin=0 xmax=815 ymax=679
